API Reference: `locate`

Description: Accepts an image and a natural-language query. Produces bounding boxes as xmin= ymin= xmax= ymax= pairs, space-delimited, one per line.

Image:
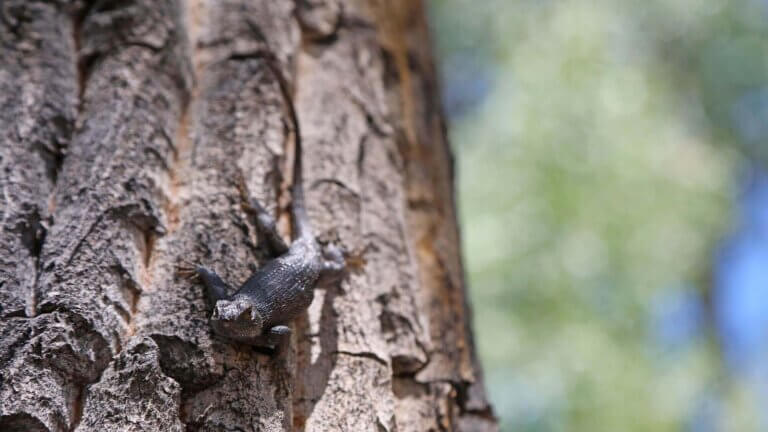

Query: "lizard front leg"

xmin=251 ymin=325 xmax=292 ymax=354
xmin=177 ymin=261 xmax=234 ymax=305
xmin=196 ymin=266 xmax=233 ymax=304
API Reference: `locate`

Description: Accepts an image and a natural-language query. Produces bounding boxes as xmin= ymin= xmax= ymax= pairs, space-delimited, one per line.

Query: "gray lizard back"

xmin=235 ymin=238 xmax=322 ymax=327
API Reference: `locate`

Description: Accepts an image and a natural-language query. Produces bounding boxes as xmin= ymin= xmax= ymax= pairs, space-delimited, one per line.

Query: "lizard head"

xmin=210 ymin=297 xmax=264 ymax=341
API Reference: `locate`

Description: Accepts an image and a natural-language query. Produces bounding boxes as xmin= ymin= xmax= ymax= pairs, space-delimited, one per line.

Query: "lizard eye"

xmin=237 ymin=306 xmax=253 ymax=321
xmin=211 ymin=303 xmax=223 ymax=319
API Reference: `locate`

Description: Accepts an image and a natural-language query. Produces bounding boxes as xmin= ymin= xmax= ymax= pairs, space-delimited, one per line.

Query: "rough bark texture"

xmin=0 ymin=0 xmax=497 ymax=431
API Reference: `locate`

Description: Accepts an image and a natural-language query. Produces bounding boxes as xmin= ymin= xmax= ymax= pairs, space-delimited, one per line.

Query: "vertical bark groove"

xmin=0 ymin=0 xmax=78 ymax=320
xmin=1 ymin=1 xmax=85 ymax=430
xmin=366 ymin=0 xmax=497 ymax=428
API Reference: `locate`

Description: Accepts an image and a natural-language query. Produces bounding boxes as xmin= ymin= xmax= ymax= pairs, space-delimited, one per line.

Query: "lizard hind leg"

xmin=244 ymin=199 xmax=289 ymax=257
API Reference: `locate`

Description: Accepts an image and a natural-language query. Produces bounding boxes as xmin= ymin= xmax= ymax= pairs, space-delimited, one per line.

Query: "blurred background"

xmin=428 ymin=0 xmax=768 ymax=430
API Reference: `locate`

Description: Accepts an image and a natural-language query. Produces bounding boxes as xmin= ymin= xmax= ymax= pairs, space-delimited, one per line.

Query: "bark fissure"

xmin=0 ymin=2 xmax=86 ymax=428
xmin=25 ymin=207 xmax=48 ymax=318
xmin=74 ymin=1 xmax=94 ymax=117
xmin=68 ymin=384 xmax=85 ymax=432
xmin=0 ymin=0 xmax=81 ymax=321
xmin=333 ymin=349 xmax=388 ymax=365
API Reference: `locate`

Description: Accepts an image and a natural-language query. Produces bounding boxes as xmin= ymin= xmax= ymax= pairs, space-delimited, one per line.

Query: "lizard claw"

xmin=176 ymin=258 xmax=200 ymax=280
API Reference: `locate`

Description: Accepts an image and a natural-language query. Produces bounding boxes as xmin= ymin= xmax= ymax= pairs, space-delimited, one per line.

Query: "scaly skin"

xmin=184 ymin=55 xmax=345 ymax=352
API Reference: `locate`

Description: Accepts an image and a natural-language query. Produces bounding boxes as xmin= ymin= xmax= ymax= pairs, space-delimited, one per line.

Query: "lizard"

xmin=180 ymin=54 xmax=345 ymax=353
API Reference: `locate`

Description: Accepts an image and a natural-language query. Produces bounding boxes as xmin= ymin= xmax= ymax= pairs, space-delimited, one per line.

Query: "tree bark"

xmin=0 ymin=0 xmax=496 ymax=431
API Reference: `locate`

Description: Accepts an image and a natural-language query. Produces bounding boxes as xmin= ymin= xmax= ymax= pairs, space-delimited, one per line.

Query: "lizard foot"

xmin=176 ymin=258 xmax=200 ymax=280
xmin=251 ymin=325 xmax=292 ymax=355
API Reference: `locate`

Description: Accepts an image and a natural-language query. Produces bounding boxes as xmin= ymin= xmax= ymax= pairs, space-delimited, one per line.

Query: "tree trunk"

xmin=0 ymin=0 xmax=496 ymax=430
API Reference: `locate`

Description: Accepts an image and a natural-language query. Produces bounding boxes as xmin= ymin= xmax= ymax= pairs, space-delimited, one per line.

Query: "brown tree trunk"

xmin=0 ymin=0 xmax=496 ymax=430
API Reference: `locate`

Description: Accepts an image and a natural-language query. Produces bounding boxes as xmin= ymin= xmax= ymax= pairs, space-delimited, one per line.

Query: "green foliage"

xmin=429 ymin=0 xmax=766 ymax=430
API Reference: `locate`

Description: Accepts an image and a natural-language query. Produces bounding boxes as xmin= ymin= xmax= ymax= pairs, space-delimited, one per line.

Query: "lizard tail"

xmin=266 ymin=56 xmax=311 ymax=240
xmin=290 ymin=126 xmax=311 ymax=240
